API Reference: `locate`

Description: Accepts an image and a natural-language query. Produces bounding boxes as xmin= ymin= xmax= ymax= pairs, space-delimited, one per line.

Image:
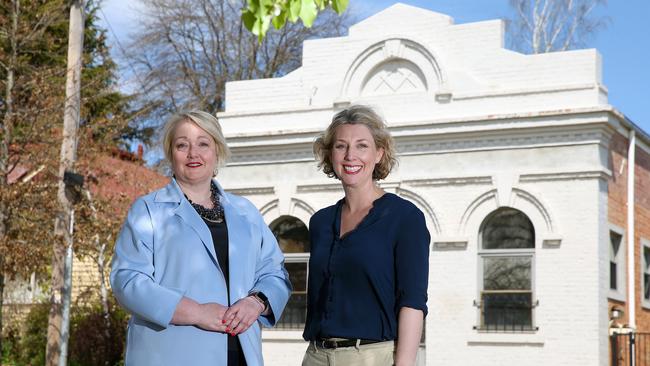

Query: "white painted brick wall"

xmin=215 ymin=3 xmax=617 ymax=365
xmin=217 ymin=135 xmax=611 ymax=365
xmin=222 ymin=4 xmax=605 ymax=122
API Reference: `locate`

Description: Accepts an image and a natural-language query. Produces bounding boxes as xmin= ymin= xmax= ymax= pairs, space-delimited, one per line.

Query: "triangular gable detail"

xmin=338 ymin=37 xmax=448 ymax=103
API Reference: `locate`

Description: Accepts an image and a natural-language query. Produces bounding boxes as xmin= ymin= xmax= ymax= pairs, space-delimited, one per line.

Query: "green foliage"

xmin=2 ymin=325 xmax=24 ymax=364
xmin=18 ymin=303 xmax=49 ymax=366
xmin=68 ymin=303 xmax=128 ymax=366
xmin=0 ymin=0 xmax=139 ymax=283
xmin=80 ymin=1 xmax=149 ymax=148
xmin=0 ymin=0 xmax=141 ymax=361
xmin=242 ymin=0 xmax=349 ymax=40
xmin=2 ymin=301 xmax=129 ymax=366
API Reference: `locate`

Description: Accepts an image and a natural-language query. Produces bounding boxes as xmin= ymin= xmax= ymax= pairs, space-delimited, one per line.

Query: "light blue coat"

xmin=110 ymin=179 xmax=291 ymax=366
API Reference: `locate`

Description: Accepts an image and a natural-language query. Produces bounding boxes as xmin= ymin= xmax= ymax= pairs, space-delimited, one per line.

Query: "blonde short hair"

xmin=313 ymin=105 xmax=397 ymax=180
xmin=161 ymin=110 xmax=230 ymax=172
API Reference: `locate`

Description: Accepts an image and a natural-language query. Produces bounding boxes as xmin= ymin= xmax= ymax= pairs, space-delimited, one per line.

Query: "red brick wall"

xmin=608 ymin=131 xmax=650 ymax=330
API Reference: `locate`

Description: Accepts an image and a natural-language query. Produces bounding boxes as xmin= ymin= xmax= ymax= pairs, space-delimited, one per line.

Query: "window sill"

xmin=467 ymin=332 xmax=544 ymax=347
xmin=608 ymin=291 xmax=626 ymax=303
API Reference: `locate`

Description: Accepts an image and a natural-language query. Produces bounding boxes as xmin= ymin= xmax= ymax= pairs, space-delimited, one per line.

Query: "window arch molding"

xmin=259 ymin=197 xmax=315 ymax=229
xmin=339 ymin=36 xmax=448 ymax=100
xmin=457 ymin=187 xmax=558 ymax=245
xmin=259 ymin=196 xmax=316 ymax=330
xmin=457 ymin=186 xmax=557 ymax=333
xmin=395 ymin=185 xmax=442 ymax=236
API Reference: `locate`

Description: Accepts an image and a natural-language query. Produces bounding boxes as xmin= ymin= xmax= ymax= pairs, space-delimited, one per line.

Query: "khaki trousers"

xmin=301 ymin=340 xmax=395 ymax=366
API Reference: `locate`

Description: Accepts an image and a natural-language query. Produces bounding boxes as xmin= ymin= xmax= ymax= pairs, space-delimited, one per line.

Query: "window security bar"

xmin=472 ymin=298 xmax=539 ymax=332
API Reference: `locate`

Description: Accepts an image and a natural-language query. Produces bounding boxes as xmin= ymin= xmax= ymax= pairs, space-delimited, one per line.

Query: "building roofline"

xmin=609 ymin=107 xmax=650 ymax=147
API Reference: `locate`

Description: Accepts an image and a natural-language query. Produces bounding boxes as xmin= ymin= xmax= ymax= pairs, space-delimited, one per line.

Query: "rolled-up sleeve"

xmin=249 ymin=210 xmax=292 ymax=327
xmin=395 ymin=208 xmax=430 ymax=316
xmin=110 ymin=199 xmax=184 ymax=328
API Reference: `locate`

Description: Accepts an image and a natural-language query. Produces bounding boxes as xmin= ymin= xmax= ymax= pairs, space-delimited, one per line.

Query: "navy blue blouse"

xmin=302 ymin=193 xmax=430 ymax=341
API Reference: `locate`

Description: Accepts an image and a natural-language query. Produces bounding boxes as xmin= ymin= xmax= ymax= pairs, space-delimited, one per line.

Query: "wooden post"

xmin=46 ymin=1 xmax=84 ymax=365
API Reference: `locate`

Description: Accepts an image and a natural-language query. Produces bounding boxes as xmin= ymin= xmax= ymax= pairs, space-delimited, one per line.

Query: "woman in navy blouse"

xmin=302 ymin=105 xmax=430 ymax=366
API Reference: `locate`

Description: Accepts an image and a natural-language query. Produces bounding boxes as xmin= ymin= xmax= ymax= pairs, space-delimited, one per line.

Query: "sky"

xmin=99 ymin=0 xmax=650 ymax=133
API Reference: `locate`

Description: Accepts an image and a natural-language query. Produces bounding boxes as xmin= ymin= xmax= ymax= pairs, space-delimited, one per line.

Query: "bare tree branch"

xmin=508 ymin=0 xmax=608 ymax=54
xmin=123 ymin=0 xmax=352 ymax=129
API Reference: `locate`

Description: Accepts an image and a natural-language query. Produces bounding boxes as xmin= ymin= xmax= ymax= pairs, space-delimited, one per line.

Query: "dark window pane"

xmin=270 ymin=216 xmax=310 ymax=253
xmin=275 ymin=262 xmax=308 ymax=329
xmin=482 ymin=208 xmax=535 ymax=249
xmin=645 ymin=274 xmax=650 ymax=300
xmin=610 ymin=231 xmax=622 ymax=256
xmin=269 ymin=216 xmax=310 ymax=329
xmin=484 ymin=257 xmax=531 ymax=290
xmin=482 ymin=292 xmax=533 ymax=331
xmin=610 ymin=261 xmax=617 ymax=290
xmin=285 ymin=262 xmax=307 ymax=292
xmin=276 ymin=294 xmax=307 ymax=329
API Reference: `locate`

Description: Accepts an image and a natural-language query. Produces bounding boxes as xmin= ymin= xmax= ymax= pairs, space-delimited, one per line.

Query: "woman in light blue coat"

xmin=110 ymin=110 xmax=291 ymax=366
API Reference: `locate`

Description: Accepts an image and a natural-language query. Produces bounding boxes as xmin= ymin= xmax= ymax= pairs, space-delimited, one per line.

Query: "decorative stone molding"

xmin=395 ymin=185 xmax=442 ymax=235
xmin=397 ymin=129 xmax=608 ymax=156
xmin=459 ymin=189 xmax=498 ymax=235
xmin=403 ymin=176 xmax=492 ymax=187
xmin=339 ymin=37 xmax=447 ymax=100
xmin=511 ymin=188 xmax=554 ymax=232
xmin=378 ymin=181 xmax=401 ymax=193
xmin=229 ymin=146 xmax=314 ymax=166
xmin=226 ymin=114 xmax=613 ymax=166
xmin=361 ymin=59 xmax=427 ymax=96
xmin=293 ymin=181 xmax=441 ymax=235
xmin=519 ymin=170 xmax=612 ymax=182
xmin=433 ymin=238 xmax=469 ymax=251
xmin=259 ymin=196 xmax=315 ymax=227
xmin=259 ymin=199 xmax=279 ymax=215
xmin=452 ymin=83 xmax=603 ymax=101
xmin=296 ymin=183 xmax=344 ymax=193
xmin=225 ymin=186 xmax=275 ymax=196
xmin=542 ymin=235 xmax=563 ymax=248
xmin=290 ymin=197 xmax=316 ymax=216
xmin=458 ymin=186 xmax=559 ymax=245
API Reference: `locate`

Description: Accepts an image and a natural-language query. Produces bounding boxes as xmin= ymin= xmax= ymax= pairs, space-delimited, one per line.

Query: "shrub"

xmin=3 ymin=299 xmax=128 ymax=366
xmin=18 ymin=303 xmax=49 ymax=366
xmin=2 ymin=325 xmax=23 ymax=365
xmin=68 ymin=301 xmax=128 ymax=366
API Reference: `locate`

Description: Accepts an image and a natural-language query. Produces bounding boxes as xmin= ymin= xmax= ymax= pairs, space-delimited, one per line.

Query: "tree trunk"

xmin=46 ymin=1 xmax=84 ymax=365
xmin=97 ymin=237 xmax=111 ymax=366
xmin=97 ymin=238 xmax=110 ymax=327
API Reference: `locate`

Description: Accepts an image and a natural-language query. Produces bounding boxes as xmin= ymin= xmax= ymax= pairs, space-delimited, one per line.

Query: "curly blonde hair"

xmin=314 ymin=105 xmax=397 ymax=181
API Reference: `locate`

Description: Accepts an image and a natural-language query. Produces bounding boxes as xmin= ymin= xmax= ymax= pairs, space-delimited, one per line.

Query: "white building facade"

xmin=217 ymin=4 xmax=650 ymax=365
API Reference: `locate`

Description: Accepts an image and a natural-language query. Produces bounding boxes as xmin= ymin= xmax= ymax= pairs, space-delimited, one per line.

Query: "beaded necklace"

xmin=186 ymin=182 xmax=224 ymax=223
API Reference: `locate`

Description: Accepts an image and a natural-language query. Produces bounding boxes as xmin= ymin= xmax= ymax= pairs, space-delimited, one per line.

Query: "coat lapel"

xmin=156 ymin=179 xmax=219 ymax=267
xmin=156 ymin=179 xmax=255 ymax=302
xmin=175 ymin=200 xmax=219 ymax=266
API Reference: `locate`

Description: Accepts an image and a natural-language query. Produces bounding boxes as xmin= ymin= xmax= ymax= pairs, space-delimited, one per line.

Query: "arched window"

xmin=270 ymin=215 xmax=309 ymax=329
xmin=477 ymin=207 xmax=537 ymax=332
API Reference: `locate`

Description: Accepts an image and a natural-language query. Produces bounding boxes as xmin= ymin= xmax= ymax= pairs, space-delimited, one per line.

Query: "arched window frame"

xmin=269 ymin=215 xmax=310 ymax=330
xmin=475 ymin=207 xmax=538 ymax=332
